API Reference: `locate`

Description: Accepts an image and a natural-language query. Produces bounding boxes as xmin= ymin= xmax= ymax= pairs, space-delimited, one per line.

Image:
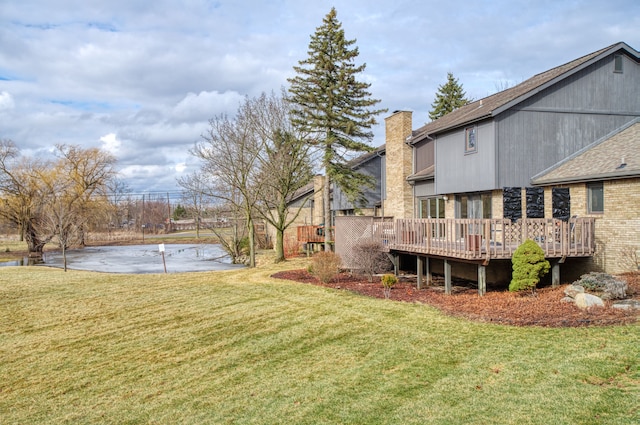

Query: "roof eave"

xmin=410 ymin=113 xmax=493 ymax=144
xmin=532 ymin=170 xmax=640 ymax=186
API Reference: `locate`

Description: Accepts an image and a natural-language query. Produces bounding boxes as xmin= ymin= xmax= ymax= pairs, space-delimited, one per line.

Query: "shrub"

xmin=311 ymin=251 xmax=342 ymax=284
xmin=283 ymin=234 xmax=301 ymax=259
xmin=620 ymin=246 xmax=640 ymax=272
xmin=573 ymin=272 xmax=627 ymax=300
xmin=381 ymin=274 xmax=398 ymax=299
xmin=509 ymin=239 xmax=550 ymax=293
xmin=351 ymin=240 xmax=392 ymax=282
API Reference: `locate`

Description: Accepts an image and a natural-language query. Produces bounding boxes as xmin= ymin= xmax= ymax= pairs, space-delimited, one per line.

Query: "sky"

xmin=1 ymin=0 xmax=639 ymax=193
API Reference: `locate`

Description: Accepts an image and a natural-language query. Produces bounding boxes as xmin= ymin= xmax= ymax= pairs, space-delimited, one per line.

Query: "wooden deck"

xmin=307 ymin=216 xmax=596 ymax=296
xmin=375 ymin=217 xmax=596 ymax=262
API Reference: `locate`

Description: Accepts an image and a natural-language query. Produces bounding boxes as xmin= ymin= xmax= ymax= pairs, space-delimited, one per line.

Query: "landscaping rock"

xmin=564 ymin=284 xmax=584 ymax=298
xmin=612 ymin=299 xmax=640 ymax=310
xmin=574 ymin=293 xmax=604 ymax=309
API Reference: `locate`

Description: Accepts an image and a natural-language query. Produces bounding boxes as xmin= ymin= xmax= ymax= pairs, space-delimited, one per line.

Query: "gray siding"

xmin=333 ymin=154 xmax=383 ymax=210
xmin=496 ymin=53 xmax=640 ymax=188
xmin=414 ymin=138 xmax=434 ymax=171
xmin=435 ymin=120 xmax=496 ymax=194
xmin=414 ymin=180 xmax=435 ymax=197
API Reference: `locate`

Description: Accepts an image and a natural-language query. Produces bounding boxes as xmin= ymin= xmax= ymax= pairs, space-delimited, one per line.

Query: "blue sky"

xmin=1 ymin=0 xmax=639 ymax=192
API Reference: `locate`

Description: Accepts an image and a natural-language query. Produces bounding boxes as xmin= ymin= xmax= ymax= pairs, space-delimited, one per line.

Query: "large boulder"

xmin=612 ymin=300 xmax=640 ymax=311
xmin=564 ymin=284 xmax=585 ymax=298
xmin=574 ymin=293 xmax=604 ymax=309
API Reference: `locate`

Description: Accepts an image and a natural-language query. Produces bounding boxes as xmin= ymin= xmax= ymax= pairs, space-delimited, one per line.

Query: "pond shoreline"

xmin=0 ymin=236 xmax=220 ymax=262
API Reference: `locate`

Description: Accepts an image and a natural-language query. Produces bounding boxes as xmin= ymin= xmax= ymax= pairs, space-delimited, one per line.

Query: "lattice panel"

xmin=503 ymin=221 xmax=522 ymax=244
xmin=525 ymin=220 xmax=546 ymax=241
xmin=335 ymin=216 xmax=391 ymax=270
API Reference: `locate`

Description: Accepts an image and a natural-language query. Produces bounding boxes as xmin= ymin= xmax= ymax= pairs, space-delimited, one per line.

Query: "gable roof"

xmin=410 ymin=42 xmax=639 ymax=144
xmin=286 ymin=180 xmax=315 ymax=205
xmin=531 ymin=119 xmax=640 ymax=185
xmin=346 ymin=144 xmax=385 ymax=168
xmin=286 ymin=144 xmax=386 ymax=205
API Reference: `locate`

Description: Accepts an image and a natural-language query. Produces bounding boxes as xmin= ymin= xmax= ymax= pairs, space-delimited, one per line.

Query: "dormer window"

xmin=614 ymin=54 xmax=623 ymax=73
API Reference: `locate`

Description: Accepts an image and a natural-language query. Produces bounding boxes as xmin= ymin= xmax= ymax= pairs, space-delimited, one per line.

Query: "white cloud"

xmin=100 ymin=133 xmax=121 ymax=155
xmin=172 ymin=91 xmax=244 ymax=123
xmin=0 ymin=91 xmax=15 ymax=111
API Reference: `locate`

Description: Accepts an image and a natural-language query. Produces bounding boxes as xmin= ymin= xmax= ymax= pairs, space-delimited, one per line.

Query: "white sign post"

xmin=159 ymin=244 xmax=167 ymax=273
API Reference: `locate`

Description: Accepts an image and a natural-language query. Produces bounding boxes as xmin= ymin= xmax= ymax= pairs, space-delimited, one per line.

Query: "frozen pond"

xmin=10 ymin=244 xmax=244 ymax=274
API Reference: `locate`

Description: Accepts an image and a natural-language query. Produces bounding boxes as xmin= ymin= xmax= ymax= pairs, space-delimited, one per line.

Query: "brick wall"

xmin=542 ymin=179 xmax=640 ymax=274
xmin=590 ymin=178 xmax=640 ymax=273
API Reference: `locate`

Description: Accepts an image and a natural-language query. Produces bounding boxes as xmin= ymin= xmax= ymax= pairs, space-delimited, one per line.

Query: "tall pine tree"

xmin=288 ymin=7 xmax=386 ymax=250
xmin=428 ymin=72 xmax=471 ymax=121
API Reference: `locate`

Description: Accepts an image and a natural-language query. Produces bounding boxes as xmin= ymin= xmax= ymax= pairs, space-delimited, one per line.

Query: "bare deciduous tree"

xmin=0 ymin=139 xmax=53 ymax=254
xmin=177 ymin=172 xmax=214 ymax=239
xmin=0 ymin=140 xmax=117 ymax=258
xmin=192 ymin=108 xmax=263 ymax=267
xmin=246 ymin=90 xmax=314 ymax=262
xmin=190 ymin=90 xmax=314 ymax=265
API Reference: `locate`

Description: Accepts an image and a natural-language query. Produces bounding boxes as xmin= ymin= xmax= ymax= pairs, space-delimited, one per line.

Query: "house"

xmin=277 ymin=144 xmax=387 ymax=253
xmin=331 ymin=41 xmax=640 ymax=292
xmin=262 ymin=175 xmax=324 ymax=253
xmin=332 ymin=145 xmax=386 ymax=217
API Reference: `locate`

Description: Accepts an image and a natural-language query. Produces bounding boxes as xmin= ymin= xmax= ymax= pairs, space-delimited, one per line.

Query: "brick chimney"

xmin=383 ymin=111 xmax=414 ymax=219
xmin=312 ymin=174 xmax=325 ymax=225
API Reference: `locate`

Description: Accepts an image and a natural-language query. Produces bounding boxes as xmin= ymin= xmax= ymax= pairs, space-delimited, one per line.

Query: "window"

xmin=587 ymin=182 xmax=604 ymax=213
xmin=614 ymin=55 xmax=623 ymax=73
xmin=419 ymin=197 xmax=445 ymax=219
xmin=456 ymin=193 xmax=492 ymax=219
xmin=465 ymin=126 xmax=477 ymax=154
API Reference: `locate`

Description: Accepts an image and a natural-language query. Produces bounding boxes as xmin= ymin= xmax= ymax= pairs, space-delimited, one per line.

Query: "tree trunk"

xmin=274 ymin=229 xmax=285 ymax=263
xmin=62 ymin=242 xmax=67 ymax=272
xmin=273 ymin=201 xmax=288 ymax=263
xmin=23 ymin=222 xmax=46 ymax=256
xmin=78 ymin=225 xmax=86 ymax=247
xmin=247 ymin=215 xmax=256 ymax=268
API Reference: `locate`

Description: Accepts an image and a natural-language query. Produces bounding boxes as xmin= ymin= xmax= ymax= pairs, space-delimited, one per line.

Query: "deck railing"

xmin=381 ymin=217 xmax=596 ymax=260
xmin=304 ymin=217 xmax=596 ymax=262
xmin=297 ymin=225 xmax=335 ymax=244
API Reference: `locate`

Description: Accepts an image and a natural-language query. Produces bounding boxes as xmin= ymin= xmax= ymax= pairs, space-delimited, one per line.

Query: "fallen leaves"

xmin=272 ymin=269 xmax=640 ymax=327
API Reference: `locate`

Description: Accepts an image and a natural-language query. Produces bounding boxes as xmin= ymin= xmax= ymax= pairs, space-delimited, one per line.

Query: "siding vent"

xmin=614 ymin=54 xmax=623 ymax=73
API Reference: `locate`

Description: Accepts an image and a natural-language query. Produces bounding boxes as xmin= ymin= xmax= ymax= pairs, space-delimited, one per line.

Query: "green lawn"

xmin=1 ymin=258 xmax=638 ymax=424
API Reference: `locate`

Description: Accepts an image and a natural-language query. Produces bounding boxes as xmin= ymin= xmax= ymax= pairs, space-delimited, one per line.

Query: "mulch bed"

xmin=271 ymin=269 xmax=640 ymax=327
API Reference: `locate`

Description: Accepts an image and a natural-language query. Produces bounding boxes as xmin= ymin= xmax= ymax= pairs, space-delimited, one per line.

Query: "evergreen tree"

xmin=172 ymin=204 xmax=187 ymax=221
xmin=288 ymin=7 xmax=386 ymax=249
xmin=428 ymin=72 xmax=471 ymax=121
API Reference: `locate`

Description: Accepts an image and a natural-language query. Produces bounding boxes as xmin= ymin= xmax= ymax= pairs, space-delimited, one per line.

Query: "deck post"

xmin=444 ymin=259 xmax=452 ymax=295
xmin=387 ymin=253 xmax=399 ymax=276
xmin=416 ymin=256 xmax=423 ymax=289
xmin=425 ymin=256 xmax=432 ymax=286
xmin=552 ymin=262 xmax=560 ymax=287
xmin=478 ymin=264 xmax=486 ymax=296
